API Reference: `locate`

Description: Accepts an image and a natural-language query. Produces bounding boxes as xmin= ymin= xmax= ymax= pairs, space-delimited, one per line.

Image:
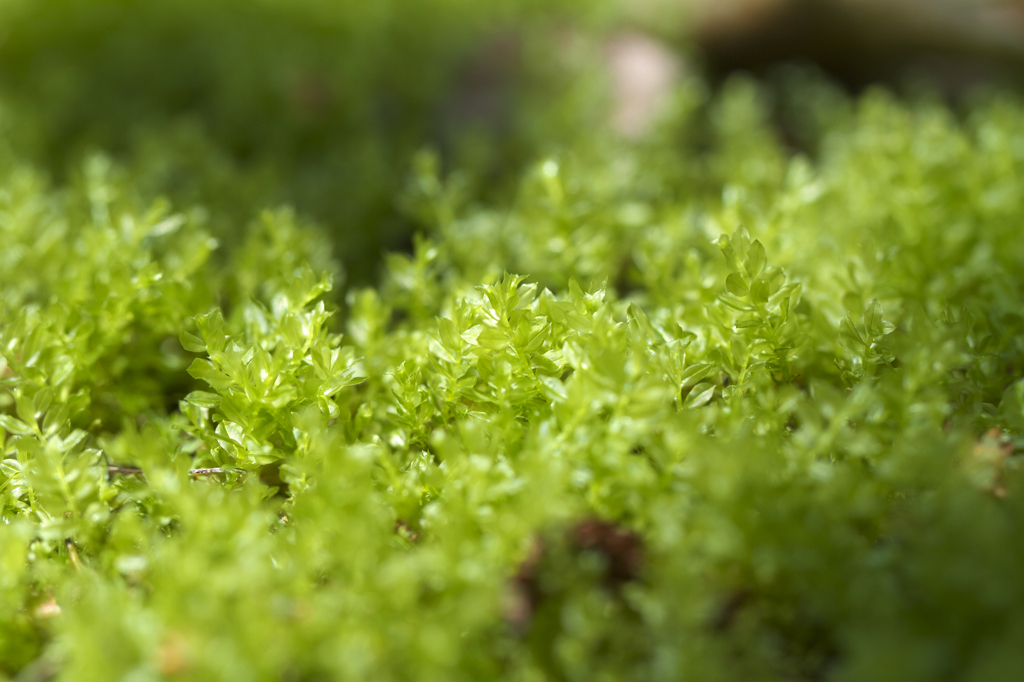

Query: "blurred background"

xmin=1 ymin=0 xmax=1023 ymax=284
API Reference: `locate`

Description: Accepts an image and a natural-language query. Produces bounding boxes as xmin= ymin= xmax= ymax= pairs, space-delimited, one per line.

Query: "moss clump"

xmin=2 ymin=4 xmax=1024 ymax=681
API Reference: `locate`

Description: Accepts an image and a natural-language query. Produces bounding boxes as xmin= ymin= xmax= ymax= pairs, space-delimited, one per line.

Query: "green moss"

xmin=2 ymin=5 xmax=1024 ymax=680
xmin=0 ymin=0 xmax=605 ymax=284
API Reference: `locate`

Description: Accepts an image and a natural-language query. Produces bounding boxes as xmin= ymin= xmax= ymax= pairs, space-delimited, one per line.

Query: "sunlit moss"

xmin=2 ymin=10 xmax=1024 ymax=680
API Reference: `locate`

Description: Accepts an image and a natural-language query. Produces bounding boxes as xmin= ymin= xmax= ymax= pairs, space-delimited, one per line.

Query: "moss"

xmin=2 ymin=4 xmax=1024 ymax=681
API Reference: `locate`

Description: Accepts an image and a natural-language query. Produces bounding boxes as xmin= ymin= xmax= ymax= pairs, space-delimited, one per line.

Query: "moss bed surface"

xmin=2 ymin=2 xmax=1024 ymax=680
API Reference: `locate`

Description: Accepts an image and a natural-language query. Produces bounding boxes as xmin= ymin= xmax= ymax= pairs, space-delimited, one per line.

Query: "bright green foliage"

xmin=0 ymin=0 xmax=605 ymax=283
xmin=3 ymin=19 xmax=1024 ymax=682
